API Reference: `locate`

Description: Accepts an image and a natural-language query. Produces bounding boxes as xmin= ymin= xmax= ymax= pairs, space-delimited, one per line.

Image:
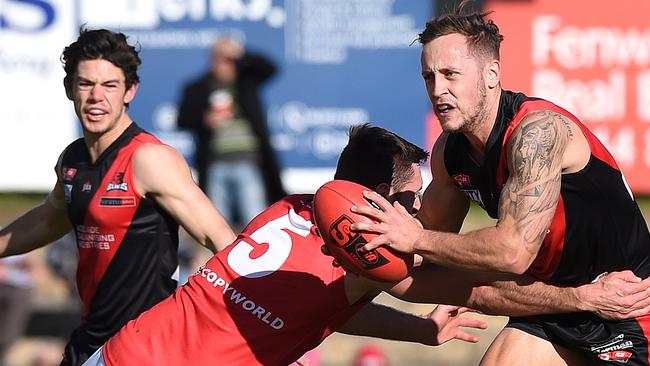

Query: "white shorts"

xmin=82 ymin=346 xmax=106 ymax=366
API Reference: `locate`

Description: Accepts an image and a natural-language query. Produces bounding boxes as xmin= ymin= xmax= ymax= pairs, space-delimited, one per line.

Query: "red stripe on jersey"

xmin=526 ymin=195 xmax=566 ymax=280
xmin=636 ymin=314 xmax=650 ymax=365
xmin=76 ymin=133 xmax=158 ymax=317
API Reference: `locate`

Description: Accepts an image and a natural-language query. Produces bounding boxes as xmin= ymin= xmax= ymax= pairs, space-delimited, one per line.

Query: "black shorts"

xmin=507 ymin=312 xmax=650 ymax=365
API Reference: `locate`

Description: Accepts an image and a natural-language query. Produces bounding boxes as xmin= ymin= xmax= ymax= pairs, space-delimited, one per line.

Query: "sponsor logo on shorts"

xmin=591 ymin=334 xmax=634 ymax=363
xmin=198 ymin=266 xmax=285 ymax=330
xmin=597 ymin=350 xmax=632 ymax=362
xmin=99 ymin=196 xmax=136 ymax=207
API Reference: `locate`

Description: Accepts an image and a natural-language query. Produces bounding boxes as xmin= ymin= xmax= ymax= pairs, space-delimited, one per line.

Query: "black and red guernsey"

xmin=443 ymin=90 xmax=650 ymax=286
xmin=58 ymin=123 xmax=179 ymax=364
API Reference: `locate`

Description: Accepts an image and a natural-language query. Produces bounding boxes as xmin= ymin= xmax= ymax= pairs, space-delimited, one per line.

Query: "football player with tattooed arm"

xmin=352 ymin=4 xmax=650 ymax=366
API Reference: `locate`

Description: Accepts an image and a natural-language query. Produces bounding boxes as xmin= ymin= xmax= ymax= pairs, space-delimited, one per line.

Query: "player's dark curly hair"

xmin=61 ymin=27 xmax=141 ymax=90
xmin=419 ymin=0 xmax=503 ymax=61
xmin=335 ymin=123 xmax=429 ymax=191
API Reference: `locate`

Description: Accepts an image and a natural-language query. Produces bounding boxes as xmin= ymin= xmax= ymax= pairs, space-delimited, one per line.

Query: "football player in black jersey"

xmin=0 ymin=27 xmax=236 ymax=366
xmin=353 ymin=3 xmax=650 ymax=366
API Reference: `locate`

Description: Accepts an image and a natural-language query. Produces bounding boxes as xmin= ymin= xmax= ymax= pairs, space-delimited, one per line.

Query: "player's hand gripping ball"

xmin=313 ymin=180 xmax=413 ymax=282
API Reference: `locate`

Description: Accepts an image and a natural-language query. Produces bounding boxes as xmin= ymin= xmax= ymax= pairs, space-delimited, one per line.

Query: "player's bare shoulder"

xmin=510 ymin=110 xmax=589 ymax=175
xmin=132 ymin=143 xmax=192 ymax=197
xmin=509 ymin=110 xmax=569 ymax=170
xmin=431 ymin=132 xmax=450 ymax=160
xmin=429 ymin=132 xmax=452 ymax=180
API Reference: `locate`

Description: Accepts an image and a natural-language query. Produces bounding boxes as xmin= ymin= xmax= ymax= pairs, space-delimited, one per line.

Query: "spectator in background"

xmin=177 ymin=36 xmax=286 ymax=229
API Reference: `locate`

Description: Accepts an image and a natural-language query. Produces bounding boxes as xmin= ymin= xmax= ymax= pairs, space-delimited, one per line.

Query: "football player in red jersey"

xmin=83 ymin=124 xmax=485 ymax=366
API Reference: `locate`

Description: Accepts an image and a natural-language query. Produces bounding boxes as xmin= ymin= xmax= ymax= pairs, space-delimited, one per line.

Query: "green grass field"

xmin=0 ymin=193 xmax=46 ymax=226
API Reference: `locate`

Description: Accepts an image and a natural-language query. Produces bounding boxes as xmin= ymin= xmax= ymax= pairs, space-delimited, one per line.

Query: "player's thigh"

xmin=480 ymin=327 xmax=588 ymax=366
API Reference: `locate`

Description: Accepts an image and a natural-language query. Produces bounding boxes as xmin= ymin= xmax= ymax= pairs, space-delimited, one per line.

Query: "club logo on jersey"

xmin=82 ymin=181 xmax=92 ymax=192
xmin=590 ymin=334 xmax=633 ymax=362
xmin=452 ymin=173 xmax=472 ymax=188
xmin=63 ymin=184 xmax=73 ymax=203
xmin=106 ymin=172 xmax=128 ymax=192
xmin=99 ymin=196 xmax=136 ymax=207
xmin=63 ymin=167 xmax=77 ymax=181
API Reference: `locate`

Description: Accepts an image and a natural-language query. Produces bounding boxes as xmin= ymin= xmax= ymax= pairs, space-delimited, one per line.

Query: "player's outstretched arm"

xmin=386 ymin=264 xmax=650 ymax=320
xmin=458 ymin=270 xmax=650 ymax=320
xmin=133 ymin=143 xmax=236 ymax=252
xmin=337 ymin=302 xmax=486 ymax=346
xmin=0 ymin=181 xmax=71 ymax=257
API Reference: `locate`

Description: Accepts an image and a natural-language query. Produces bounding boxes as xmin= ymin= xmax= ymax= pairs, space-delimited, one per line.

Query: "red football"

xmin=313 ymin=180 xmax=413 ymax=282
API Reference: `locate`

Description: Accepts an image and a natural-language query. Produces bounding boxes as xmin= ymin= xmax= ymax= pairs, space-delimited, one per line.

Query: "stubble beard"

xmin=459 ymin=81 xmax=489 ymax=135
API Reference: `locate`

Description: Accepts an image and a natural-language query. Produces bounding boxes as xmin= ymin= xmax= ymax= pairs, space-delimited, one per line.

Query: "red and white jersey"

xmin=103 ymin=195 xmax=364 ymax=366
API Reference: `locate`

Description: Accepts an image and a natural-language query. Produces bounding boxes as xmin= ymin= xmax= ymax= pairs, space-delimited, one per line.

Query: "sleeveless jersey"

xmin=444 ymin=90 xmax=650 ymax=285
xmin=102 ymin=195 xmax=364 ymax=366
xmin=59 ymin=123 xmax=179 ymax=361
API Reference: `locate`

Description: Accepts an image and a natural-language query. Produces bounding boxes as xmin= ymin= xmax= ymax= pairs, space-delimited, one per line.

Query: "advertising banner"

xmin=80 ymin=0 xmax=434 ymax=192
xmin=1 ymin=0 xmax=433 ymax=192
xmin=0 ymin=0 xmax=77 ymax=191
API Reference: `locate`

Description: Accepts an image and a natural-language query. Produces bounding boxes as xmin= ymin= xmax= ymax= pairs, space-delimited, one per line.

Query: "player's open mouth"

xmin=86 ymin=108 xmax=107 ymax=121
xmin=436 ymin=104 xmax=453 ymax=114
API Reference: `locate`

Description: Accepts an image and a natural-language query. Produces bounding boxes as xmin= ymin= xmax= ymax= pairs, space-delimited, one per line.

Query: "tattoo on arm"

xmin=500 ymin=111 xmax=573 ymax=246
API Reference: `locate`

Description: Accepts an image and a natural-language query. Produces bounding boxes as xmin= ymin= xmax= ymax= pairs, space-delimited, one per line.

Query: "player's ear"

xmin=124 ymin=82 xmax=139 ymax=104
xmin=63 ymin=77 xmax=73 ymax=100
xmin=485 ymin=59 xmax=500 ymax=89
xmin=374 ymin=182 xmax=390 ymax=198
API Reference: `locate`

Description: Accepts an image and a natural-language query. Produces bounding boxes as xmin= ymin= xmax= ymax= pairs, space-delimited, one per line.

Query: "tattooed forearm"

xmin=500 ymin=111 xmax=571 ymax=245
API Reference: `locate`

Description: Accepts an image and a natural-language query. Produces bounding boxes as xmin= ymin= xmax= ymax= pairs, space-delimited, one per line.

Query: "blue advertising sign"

xmin=81 ymin=0 xmax=434 ymax=179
